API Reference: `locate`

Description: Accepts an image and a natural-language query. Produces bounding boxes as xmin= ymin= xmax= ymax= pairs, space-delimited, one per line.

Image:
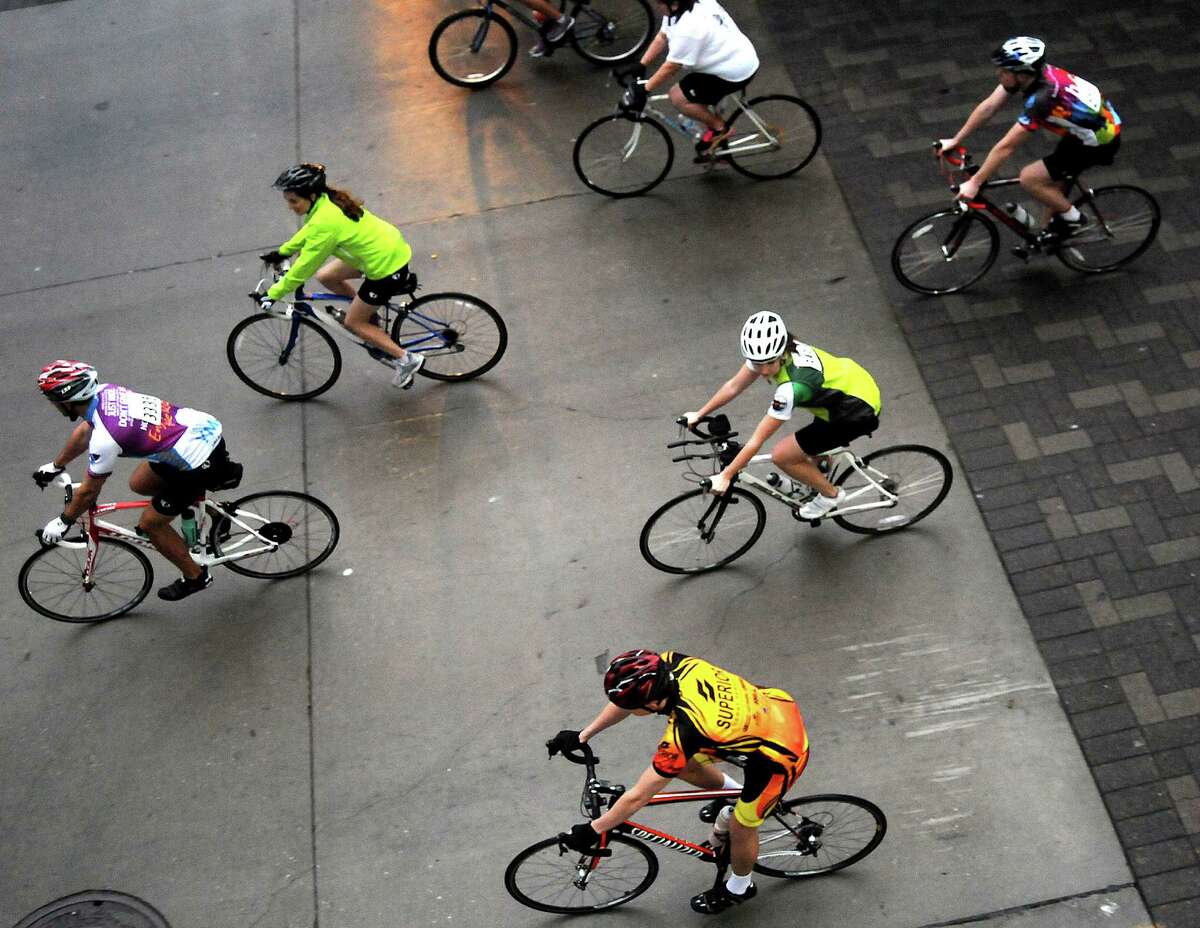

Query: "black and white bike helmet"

xmin=740 ymin=311 xmax=789 ymax=363
xmin=272 ymin=162 xmax=327 ymax=195
xmin=991 ymin=36 xmax=1046 ymax=74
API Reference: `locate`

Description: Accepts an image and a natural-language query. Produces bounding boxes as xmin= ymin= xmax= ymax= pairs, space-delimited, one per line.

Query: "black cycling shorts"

xmin=794 ymin=414 xmax=879 ymax=455
xmin=149 ymin=440 xmax=234 ymax=516
xmin=679 ymin=70 xmax=756 ymax=106
xmin=357 ymin=265 xmax=415 ymax=307
xmin=1043 ymin=134 xmax=1120 ymax=181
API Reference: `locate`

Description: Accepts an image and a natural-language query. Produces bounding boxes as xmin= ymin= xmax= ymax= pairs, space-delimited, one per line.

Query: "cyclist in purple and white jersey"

xmin=940 ymin=37 xmax=1122 ymax=240
xmin=34 ymin=360 xmax=239 ymax=602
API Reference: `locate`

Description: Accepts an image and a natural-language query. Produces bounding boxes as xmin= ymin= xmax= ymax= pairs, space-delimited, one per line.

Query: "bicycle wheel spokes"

xmin=214 ymin=491 xmax=339 ymax=579
xmin=891 ymin=210 xmax=999 ymax=295
xmin=570 ymin=0 xmax=653 ymax=63
xmin=833 ymin=445 xmax=952 ymax=535
xmin=573 ymin=114 xmax=673 ymax=197
xmin=226 ymin=314 xmax=341 ymax=401
xmin=18 ymin=539 xmax=153 ymax=623
xmin=724 ymin=95 xmax=821 ymax=180
xmin=1057 ymin=184 xmax=1160 ymax=272
xmin=639 ymin=487 xmax=766 ymax=574
xmin=428 ymin=9 xmax=517 ymax=88
xmin=391 ymin=293 xmax=507 ymax=381
xmin=504 ymin=836 xmax=658 ymax=914
xmin=754 ymin=795 xmax=886 ymax=878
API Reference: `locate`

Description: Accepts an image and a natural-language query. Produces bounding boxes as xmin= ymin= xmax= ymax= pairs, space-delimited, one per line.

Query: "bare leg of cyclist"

xmin=668 ymin=85 xmax=724 ymax=132
xmin=315 ymin=258 xmax=358 ymax=298
xmin=771 ymin=442 xmax=838 ymax=499
xmin=129 ymin=464 xmax=203 ymax=580
xmin=316 ymin=258 xmax=411 ymax=360
xmin=1019 ymin=160 xmax=1072 ymax=214
xmin=678 ymin=757 xmax=729 ymax=789
xmin=727 ymin=817 xmax=758 ymax=881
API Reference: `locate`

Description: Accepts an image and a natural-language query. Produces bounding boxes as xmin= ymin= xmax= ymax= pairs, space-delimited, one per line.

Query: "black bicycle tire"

xmin=390 ymin=292 xmax=508 ymax=382
xmin=428 ymin=9 xmax=518 ymax=89
xmin=568 ymin=0 xmax=655 ymax=65
xmin=226 ymin=313 xmax=342 ymax=401
xmin=573 ymin=113 xmax=674 ymax=198
xmin=753 ymin=794 xmax=887 ymax=878
xmin=724 ymin=94 xmax=822 ymax=180
xmin=504 ymin=834 xmax=659 ymax=913
xmin=18 ymin=538 xmax=153 ymax=623
xmin=213 ymin=491 xmax=340 ymax=579
xmin=891 ymin=209 xmax=999 ymax=295
xmin=639 ymin=486 xmax=767 ymax=574
xmin=13 ymin=890 xmax=172 ymax=928
xmin=832 ymin=444 xmax=953 ymax=535
xmin=1056 ymin=184 xmax=1161 ymax=273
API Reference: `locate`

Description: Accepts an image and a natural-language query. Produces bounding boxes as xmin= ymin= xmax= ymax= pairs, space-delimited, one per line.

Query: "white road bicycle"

xmin=639 ymin=415 xmax=953 ymax=574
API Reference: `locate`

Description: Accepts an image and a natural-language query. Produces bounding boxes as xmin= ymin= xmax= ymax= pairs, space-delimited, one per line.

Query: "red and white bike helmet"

xmin=38 ymin=359 xmax=100 ymax=404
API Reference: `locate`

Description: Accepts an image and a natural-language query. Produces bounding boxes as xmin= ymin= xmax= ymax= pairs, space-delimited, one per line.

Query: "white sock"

xmin=721 ymin=773 xmax=742 ymax=790
xmin=726 ymin=872 xmax=753 ymax=895
xmin=556 ymin=14 xmax=569 ymax=23
xmin=1061 ymin=205 xmax=1081 ymax=222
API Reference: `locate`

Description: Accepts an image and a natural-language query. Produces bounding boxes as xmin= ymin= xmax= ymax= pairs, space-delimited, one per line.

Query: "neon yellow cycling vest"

xmin=770 ymin=344 xmax=881 ymax=422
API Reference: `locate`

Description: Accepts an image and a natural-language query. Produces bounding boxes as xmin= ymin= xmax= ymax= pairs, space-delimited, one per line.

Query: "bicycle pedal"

xmin=1010 ymin=246 xmax=1030 ymax=262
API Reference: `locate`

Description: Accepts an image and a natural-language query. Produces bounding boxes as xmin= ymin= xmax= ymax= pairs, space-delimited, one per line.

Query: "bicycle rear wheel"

xmin=573 ymin=113 xmax=674 ymax=197
xmin=19 ymin=539 xmax=153 ymax=623
xmin=568 ymin=0 xmax=654 ymax=64
xmin=1057 ymin=184 xmax=1160 ymax=272
xmin=640 ymin=487 xmax=766 ymax=574
xmin=390 ymin=293 xmax=507 ymax=381
xmin=504 ymin=835 xmax=658 ymax=913
xmin=754 ymin=795 xmax=887 ymax=878
xmin=212 ymin=491 xmax=340 ymax=579
xmin=428 ymin=9 xmax=518 ymax=88
xmin=891 ymin=209 xmax=999 ymax=295
xmin=724 ymin=95 xmax=821 ymax=180
xmin=833 ymin=445 xmax=952 ymax=535
xmin=227 ymin=313 xmax=342 ymax=401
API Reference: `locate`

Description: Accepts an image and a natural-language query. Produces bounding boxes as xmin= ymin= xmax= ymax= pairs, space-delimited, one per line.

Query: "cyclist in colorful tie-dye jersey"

xmin=939 ymin=37 xmax=1121 ymax=241
xmin=34 ymin=361 xmax=240 ymax=602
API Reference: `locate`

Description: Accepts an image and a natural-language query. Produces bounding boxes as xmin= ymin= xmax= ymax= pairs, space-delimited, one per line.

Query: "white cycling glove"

xmin=684 ymin=411 xmax=702 ymax=428
xmin=708 ymin=473 xmax=730 ymax=495
xmin=259 ymin=295 xmax=275 ymax=310
xmin=33 ymin=461 xmax=64 ymax=489
xmin=40 ymin=515 xmax=72 ymax=545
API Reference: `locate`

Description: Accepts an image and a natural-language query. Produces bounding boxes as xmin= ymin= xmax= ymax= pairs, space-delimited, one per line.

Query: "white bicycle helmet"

xmin=740 ymin=312 xmax=789 ymax=362
xmin=991 ymin=36 xmax=1045 ymax=73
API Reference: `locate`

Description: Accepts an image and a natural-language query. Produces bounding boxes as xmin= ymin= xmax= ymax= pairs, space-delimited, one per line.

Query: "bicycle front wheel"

xmin=892 ymin=209 xmax=999 ymax=295
xmin=573 ymin=113 xmax=674 ymax=198
xmin=568 ymin=0 xmax=654 ymax=64
xmin=428 ymin=9 xmax=518 ymax=88
xmin=18 ymin=539 xmax=153 ymax=623
xmin=833 ymin=445 xmax=952 ymax=535
xmin=724 ymin=95 xmax=821 ymax=180
xmin=390 ymin=293 xmax=507 ymax=381
xmin=640 ymin=487 xmax=766 ymax=574
xmin=212 ymin=491 xmax=340 ymax=579
xmin=1057 ymin=184 xmax=1161 ymax=273
xmin=754 ymin=795 xmax=887 ymax=878
xmin=227 ymin=313 xmax=342 ymax=401
xmin=504 ymin=835 xmax=658 ymax=913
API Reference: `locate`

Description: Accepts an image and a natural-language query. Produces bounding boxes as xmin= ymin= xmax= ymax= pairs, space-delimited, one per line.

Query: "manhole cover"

xmin=12 ymin=891 xmax=170 ymax=928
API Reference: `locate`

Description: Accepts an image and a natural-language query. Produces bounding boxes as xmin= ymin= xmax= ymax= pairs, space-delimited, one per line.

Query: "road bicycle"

xmin=891 ymin=144 xmax=1160 ymax=295
xmin=573 ymin=70 xmax=821 ymax=197
xmin=505 ymin=741 xmax=886 ymax=914
xmin=228 ymin=262 xmax=507 ymax=401
xmin=639 ymin=415 xmax=952 ymax=574
xmin=429 ymin=0 xmax=653 ymax=88
xmin=18 ymin=472 xmax=339 ymax=623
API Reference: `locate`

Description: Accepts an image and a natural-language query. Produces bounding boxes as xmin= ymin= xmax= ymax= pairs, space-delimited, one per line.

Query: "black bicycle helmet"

xmin=272 ymin=162 xmax=327 ymax=195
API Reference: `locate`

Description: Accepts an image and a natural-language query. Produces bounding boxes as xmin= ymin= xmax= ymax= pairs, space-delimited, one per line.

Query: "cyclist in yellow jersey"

xmin=685 ymin=311 xmax=882 ymax=519
xmin=255 ymin=163 xmax=425 ymax=388
xmin=551 ymin=649 xmax=809 ymax=914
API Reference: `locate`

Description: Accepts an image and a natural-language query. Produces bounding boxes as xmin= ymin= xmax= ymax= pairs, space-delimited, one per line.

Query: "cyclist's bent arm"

xmin=580 ymin=703 xmax=633 ymax=743
xmin=971 ymin=121 xmax=1028 ymax=186
xmin=639 ymin=32 xmax=667 ymax=70
xmin=945 ymin=84 xmax=1010 ymax=147
xmin=62 ymin=472 xmax=107 ymax=522
xmin=51 ymin=421 xmax=93 ymax=470
xmin=645 ymin=60 xmax=681 ymax=94
xmin=695 ymin=365 xmax=758 ymax=420
xmin=590 ymin=765 xmax=672 ymax=833
xmin=719 ymin=413 xmax=783 ymax=482
xmin=266 ymin=226 xmax=338 ymax=301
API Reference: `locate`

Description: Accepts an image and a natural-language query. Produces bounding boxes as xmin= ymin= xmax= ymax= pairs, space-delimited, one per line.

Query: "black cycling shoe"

xmin=690 ymin=882 xmax=757 ymax=915
xmin=698 ymin=798 xmax=734 ymax=823
xmin=157 ymin=568 xmax=212 ymax=602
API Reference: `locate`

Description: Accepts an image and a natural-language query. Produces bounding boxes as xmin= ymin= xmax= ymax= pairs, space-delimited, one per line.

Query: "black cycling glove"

xmin=563 ymin=822 xmax=601 ymax=853
xmin=546 ymin=730 xmax=583 ymax=757
xmin=259 ymin=250 xmax=286 ymax=266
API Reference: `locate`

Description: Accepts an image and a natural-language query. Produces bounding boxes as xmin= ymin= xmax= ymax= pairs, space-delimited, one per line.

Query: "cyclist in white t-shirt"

xmin=627 ymin=0 xmax=759 ymax=154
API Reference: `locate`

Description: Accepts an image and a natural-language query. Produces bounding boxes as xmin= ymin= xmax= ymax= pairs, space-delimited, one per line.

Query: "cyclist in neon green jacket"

xmin=258 ymin=163 xmax=424 ymax=388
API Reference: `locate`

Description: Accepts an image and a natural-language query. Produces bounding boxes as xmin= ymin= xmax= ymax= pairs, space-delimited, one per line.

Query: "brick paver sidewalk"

xmin=759 ymin=2 xmax=1200 ymax=924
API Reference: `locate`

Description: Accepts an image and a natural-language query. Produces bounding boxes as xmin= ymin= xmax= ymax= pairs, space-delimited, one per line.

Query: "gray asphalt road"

xmin=0 ymin=1 xmax=1148 ymax=926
